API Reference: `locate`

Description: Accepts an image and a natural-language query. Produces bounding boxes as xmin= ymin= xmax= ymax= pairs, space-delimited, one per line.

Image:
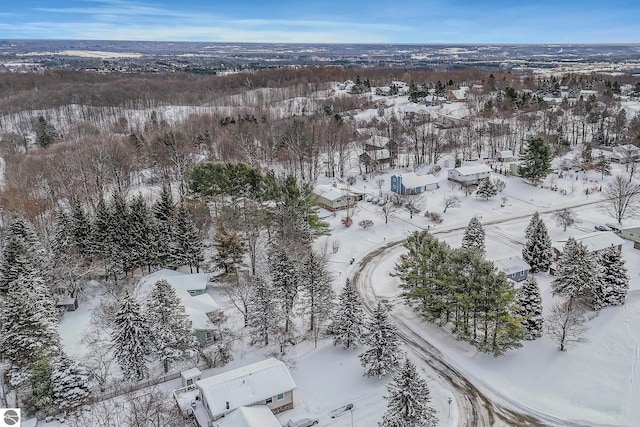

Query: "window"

xmin=265 ymin=397 xmax=273 ymax=404
xmin=277 ymin=393 xmax=284 ymax=400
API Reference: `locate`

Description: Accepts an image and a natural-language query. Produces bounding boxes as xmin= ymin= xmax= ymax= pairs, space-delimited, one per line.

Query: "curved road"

xmin=351 ymin=202 xmax=609 ymax=427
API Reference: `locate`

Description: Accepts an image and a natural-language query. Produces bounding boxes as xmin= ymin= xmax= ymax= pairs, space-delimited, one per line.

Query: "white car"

xmin=286 ymin=416 xmax=319 ymax=427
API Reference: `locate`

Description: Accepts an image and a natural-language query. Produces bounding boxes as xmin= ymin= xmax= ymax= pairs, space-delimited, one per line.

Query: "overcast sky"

xmin=2 ymin=0 xmax=639 ymax=43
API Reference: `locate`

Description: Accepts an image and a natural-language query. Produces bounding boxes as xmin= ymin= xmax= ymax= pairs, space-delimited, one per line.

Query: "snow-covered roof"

xmin=498 ymin=150 xmax=514 ymax=158
xmin=555 ymin=231 xmax=625 ymax=253
xmin=452 ymin=164 xmax=492 ymax=175
xmin=197 ymin=358 xmax=297 ymax=418
xmin=181 ymin=367 xmax=201 ymax=380
xmin=494 ymin=256 xmax=531 ymax=275
xmin=217 ymin=406 xmax=281 ymax=427
xmin=450 ymin=87 xmax=468 ymax=100
xmin=396 ymin=172 xmax=438 ymax=188
xmin=139 ymin=270 xmax=219 ymax=330
xmin=313 ymin=184 xmax=350 ymax=202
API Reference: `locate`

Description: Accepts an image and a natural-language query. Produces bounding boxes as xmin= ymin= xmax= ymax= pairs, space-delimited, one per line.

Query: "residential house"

xmin=217 ymin=406 xmax=281 ymax=427
xmin=494 ymin=256 xmax=530 ymax=282
xmin=313 ymin=184 xmax=363 ymax=211
xmin=447 ymin=87 xmax=468 ymax=102
xmin=619 ymin=225 xmax=640 ymax=249
xmin=359 ymin=137 xmax=398 ymax=172
xmin=141 ymin=270 xmax=220 ymax=346
xmin=496 ymin=150 xmax=514 ymax=162
xmin=608 ymin=144 xmax=640 ymax=164
xmin=447 ymin=164 xmax=492 ymax=185
xmin=550 ymin=231 xmax=625 ymax=274
xmin=390 ymin=172 xmax=439 ymax=195
xmin=173 ymin=358 xmax=297 ymax=426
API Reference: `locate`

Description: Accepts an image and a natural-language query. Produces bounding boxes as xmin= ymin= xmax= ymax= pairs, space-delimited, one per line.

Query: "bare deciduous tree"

xmin=545 ymin=301 xmax=588 ymax=351
xmin=379 ymin=199 xmax=397 ymax=224
xmin=553 ymin=208 xmax=581 ymax=231
xmin=602 ymin=175 xmax=640 ymax=224
xmin=441 ymin=195 xmax=461 ymax=213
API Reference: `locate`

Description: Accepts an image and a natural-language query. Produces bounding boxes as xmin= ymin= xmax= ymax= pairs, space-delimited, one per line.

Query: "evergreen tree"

xmin=173 ymin=203 xmax=205 ymax=273
xmin=153 ymin=184 xmax=176 ymax=267
xmin=112 ymin=292 xmax=150 ymax=380
xmin=69 ymin=199 xmax=91 ymax=258
xmin=299 ymin=250 xmax=334 ymax=343
xmin=518 ymin=137 xmax=553 ymax=184
xmin=127 ymin=194 xmax=154 ymax=273
xmin=35 ymin=115 xmax=60 ymax=148
xmin=246 ymin=275 xmax=279 ymax=347
xmin=595 ymin=153 xmax=612 ymax=178
xmin=0 ymin=276 xmax=62 ymax=370
xmin=146 ymin=280 xmax=198 ymax=373
xmin=0 ymin=218 xmax=48 ymax=292
xmin=476 ymin=178 xmax=498 ymax=200
xmin=359 ymin=303 xmax=401 ymax=378
xmin=269 ymin=243 xmax=300 ymax=335
xmin=50 ymin=356 xmax=91 ymax=414
xmin=109 ymin=190 xmax=134 ymax=275
xmin=380 ymin=358 xmax=438 ymax=427
xmin=461 ymin=216 xmax=485 ymax=254
xmin=598 ymin=246 xmax=629 ymax=307
xmin=522 ymin=212 xmax=553 ymax=273
xmin=331 ymin=280 xmax=365 ymax=350
xmin=552 ymin=237 xmax=600 ymax=309
xmin=213 ymin=223 xmax=245 ymax=274
xmin=25 ymin=352 xmax=54 ymax=414
xmin=515 ymin=276 xmax=544 ymax=340
xmin=89 ymin=199 xmax=114 ymax=272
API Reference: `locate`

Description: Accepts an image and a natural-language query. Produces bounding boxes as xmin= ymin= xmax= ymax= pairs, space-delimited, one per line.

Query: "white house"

xmin=447 ymin=164 xmax=492 ymax=184
xmin=197 ymin=358 xmax=297 ymax=422
xmin=313 ymin=184 xmax=363 ymax=211
xmin=494 ymin=256 xmax=531 ymax=282
xmin=390 ymin=172 xmax=439 ymax=195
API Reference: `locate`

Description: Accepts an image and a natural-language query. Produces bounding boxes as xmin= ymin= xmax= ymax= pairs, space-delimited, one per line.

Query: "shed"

xmin=181 ymin=367 xmax=202 ymax=387
xmin=55 ymin=295 xmax=79 ymax=312
xmin=496 ymin=150 xmax=514 ymax=162
xmin=390 ymin=172 xmax=438 ymax=195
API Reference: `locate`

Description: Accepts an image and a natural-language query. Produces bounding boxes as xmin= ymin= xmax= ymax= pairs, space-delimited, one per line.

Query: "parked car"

xmin=287 ymin=416 xmax=319 ymax=427
xmin=606 ymin=223 xmax=622 ymax=233
xmin=595 ymin=225 xmax=609 ymax=231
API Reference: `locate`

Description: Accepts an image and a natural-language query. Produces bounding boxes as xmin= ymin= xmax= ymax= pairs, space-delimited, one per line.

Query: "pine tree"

xmin=269 ymin=243 xmax=300 ymax=334
xmin=246 ymin=275 xmax=279 ymax=347
xmin=515 ymin=276 xmax=544 ymax=340
xmin=173 ymin=203 xmax=205 ymax=273
xmin=146 ymin=280 xmax=198 ymax=373
xmin=153 ymin=184 xmax=176 ymax=267
xmin=110 ymin=190 xmax=134 ymax=275
xmin=522 ymin=212 xmax=553 ymax=273
xmin=331 ymin=280 xmax=365 ymax=349
xmin=299 ymin=250 xmax=334 ymax=335
xmin=0 ymin=218 xmax=48 ymax=292
xmin=50 ymin=356 xmax=91 ymax=413
xmin=552 ymin=237 xmax=600 ymax=309
xmin=461 ymin=216 xmax=485 ymax=254
xmin=213 ymin=223 xmax=245 ymax=274
xmin=598 ymin=246 xmax=629 ymax=307
xmin=112 ymin=292 xmax=150 ymax=380
xmin=359 ymin=303 xmax=401 ymax=378
xmin=90 ymin=198 xmax=114 ymax=272
xmin=380 ymin=358 xmax=438 ymax=427
xmin=127 ymin=194 xmax=154 ymax=273
xmin=0 ymin=276 xmax=61 ymax=369
xmin=69 ymin=199 xmax=91 ymax=258
xmin=476 ymin=178 xmax=498 ymax=200
xmin=518 ymin=137 xmax=553 ymax=184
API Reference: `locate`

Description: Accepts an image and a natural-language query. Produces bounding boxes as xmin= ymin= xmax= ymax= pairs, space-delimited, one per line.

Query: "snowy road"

xmin=351 ymin=204 xmax=611 ymax=427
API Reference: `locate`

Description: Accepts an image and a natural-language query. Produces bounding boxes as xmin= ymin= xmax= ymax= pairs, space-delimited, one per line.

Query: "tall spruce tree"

xmin=359 ymin=303 xmax=401 ymax=378
xmin=0 ymin=218 xmax=48 ymax=292
xmin=461 ymin=216 xmax=485 ymax=254
xmin=331 ymin=280 xmax=365 ymax=350
xmin=153 ymin=184 xmax=176 ymax=267
xmin=69 ymin=199 xmax=92 ymax=258
xmin=127 ymin=194 xmax=154 ymax=273
xmin=90 ymin=199 xmax=114 ymax=273
xmin=518 ymin=137 xmax=553 ymax=184
xmin=112 ymin=292 xmax=150 ymax=380
xmin=476 ymin=178 xmax=498 ymax=200
xmin=173 ymin=203 xmax=205 ymax=273
xmin=380 ymin=358 xmax=439 ymax=427
xmin=0 ymin=276 xmax=61 ymax=370
xmin=522 ymin=212 xmax=553 ymax=273
xmin=146 ymin=280 xmax=198 ymax=373
xmin=246 ymin=275 xmax=279 ymax=347
xmin=50 ymin=356 xmax=91 ymax=414
xmin=299 ymin=250 xmax=334 ymax=337
xmin=598 ymin=246 xmax=629 ymax=307
xmin=110 ymin=190 xmax=134 ymax=275
xmin=552 ymin=237 xmax=600 ymax=309
xmin=515 ymin=276 xmax=544 ymax=340
xmin=269 ymin=243 xmax=300 ymax=335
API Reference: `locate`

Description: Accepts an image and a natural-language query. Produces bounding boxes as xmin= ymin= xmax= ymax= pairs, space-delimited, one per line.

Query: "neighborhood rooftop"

xmin=197 ymin=358 xmax=297 ymax=418
xmin=555 ymin=231 xmax=626 ymax=252
xmin=216 ymin=405 xmax=281 ymax=427
xmin=396 ymin=172 xmax=438 ymax=188
xmin=453 ymin=164 xmax=492 ymax=175
xmin=494 ymin=256 xmax=531 ymax=276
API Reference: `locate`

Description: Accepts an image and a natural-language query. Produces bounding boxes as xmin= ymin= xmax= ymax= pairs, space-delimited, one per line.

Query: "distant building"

xmin=447 ymin=164 xmax=492 ymax=185
xmin=496 ymin=150 xmax=514 ymax=162
xmin=494 ymin=256 xmax=530 ymax=282
xmin=608 ymin=144 xmax=640 ymax=164
xmin=619 ymin=225 xmax=640 ymax=250
xmin=550 ymin=231 xmax=625 ymax=274
xmin=390 ymin=172 xmax=439 ymax=195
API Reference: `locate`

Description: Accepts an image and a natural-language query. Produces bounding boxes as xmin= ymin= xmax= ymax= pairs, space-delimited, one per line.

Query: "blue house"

xmin=390 ymin=172 xmax=439 ymax=195
xmin=494 ymin=256 xmax=531 ymax=282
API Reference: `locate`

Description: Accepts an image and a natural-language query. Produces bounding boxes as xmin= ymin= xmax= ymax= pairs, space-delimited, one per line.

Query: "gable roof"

xmin=197 ymin=358 xmax=297 ymax=418
xmin=217 ymin=406 xmax=281 ymax=427
xmin=494 ymin=256 xmax=530 ymax=275
xmin=452 ymin=164 xmax=492 ymax=176
xmin=313 ymin=184 xmax=349 ymax=202
xmin=395 ymin=172 xmax=438 ymax=188
xmin=554 ymin=231 xmax=625 ymax=253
